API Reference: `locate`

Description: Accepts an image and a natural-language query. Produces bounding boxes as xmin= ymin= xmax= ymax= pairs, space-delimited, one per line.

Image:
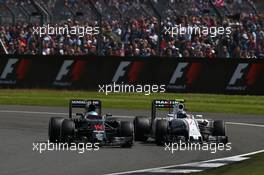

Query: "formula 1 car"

xmin=48 ymin=99 xmax=134 ymax=148
xmin=134 ymin=100 xmax=228 ymax=145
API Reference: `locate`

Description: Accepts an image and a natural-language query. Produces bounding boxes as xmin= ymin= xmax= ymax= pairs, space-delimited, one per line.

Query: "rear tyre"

xmin=60 ymin=119 xmax=75 ymax=142
xmin=49 ymin=117 xmax=64 ymax=143
xmin=213 ymin=120 xmax=226 ymax=136
xmin=120 ymin=121 xmax=134 ymax=148
xmin=155 ymin=120 xmax=168 ymax=146
xmin=134 ymin=116 xmax=150 ymax=141
xmin=221 ymin=136 xmax=229 ymax=144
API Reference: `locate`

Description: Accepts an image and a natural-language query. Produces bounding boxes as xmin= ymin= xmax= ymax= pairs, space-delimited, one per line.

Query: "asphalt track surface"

xmin=0 ymin=105 xmax=264 ymax=175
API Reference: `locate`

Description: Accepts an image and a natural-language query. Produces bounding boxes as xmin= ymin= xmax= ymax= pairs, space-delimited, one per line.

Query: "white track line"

xmin=106 ymin=149 xmax=264 ymax=175
xmin=226 ymin=122 xmax=264 ymax=128
xmin=189 ymin=163 xmax=227 ymax=168
xmin=0 ymin=110 xmax=133 ymax=118
xmin=1 ymin=110 xmax=264 ymax=127
xmin=149 ymin=169 xmax=202 ymax=173
xmin=0 ymin=110 xmax=68 ymax=116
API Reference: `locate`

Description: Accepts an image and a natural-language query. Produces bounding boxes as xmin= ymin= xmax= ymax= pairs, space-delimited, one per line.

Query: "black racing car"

xmin=48 ymin=99 xmax=134 ymax=148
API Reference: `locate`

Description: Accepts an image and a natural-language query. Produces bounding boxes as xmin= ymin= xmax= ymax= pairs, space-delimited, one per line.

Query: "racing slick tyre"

xmin=199 ymin=125 xmax=213 ymax=141
xmin=49 ymin=117 xmax=64 ymax=143
xmin=213 ymin=120 xmax=226 ymax=136
xmin=134 ymin=116 xmax=150 ymax=141
xmin=60 ymin=119 xmax=75 ymax=143
xmin=155 ymin=120 xmax=168 ymax=146
xmin=120 ymin=121 xmax=134 ymax=148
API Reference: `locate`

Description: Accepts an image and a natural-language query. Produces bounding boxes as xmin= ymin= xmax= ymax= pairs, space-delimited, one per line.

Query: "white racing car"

xmin=134 ymin=100 xmax=228 ymax=145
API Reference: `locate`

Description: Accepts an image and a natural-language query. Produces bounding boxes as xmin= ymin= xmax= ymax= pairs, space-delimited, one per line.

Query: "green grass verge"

xmin=0 ymin=89 xmax=263 ymax=115
xmin=191 ymin=153 xmax=264 ymax=175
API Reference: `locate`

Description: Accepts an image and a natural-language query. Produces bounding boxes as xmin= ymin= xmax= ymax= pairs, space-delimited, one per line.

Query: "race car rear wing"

xmin=69 ymin=99 xmax=102 ymax=118
xmin=151 ymin=99 xmax=185 ymax=121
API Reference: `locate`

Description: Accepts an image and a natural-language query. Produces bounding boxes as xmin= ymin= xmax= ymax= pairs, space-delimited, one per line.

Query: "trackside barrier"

xmin=0 ymin=55 xmax=264 ymax=95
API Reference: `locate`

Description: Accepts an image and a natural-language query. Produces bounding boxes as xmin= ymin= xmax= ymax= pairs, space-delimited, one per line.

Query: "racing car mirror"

xmin=106 ymin=113 xmax=112 ymax=117
xmin=76 ymin=113 xmax=84 ymax=118
xmin=178 ymin=103 xmax=184 ymax=110
xmin=195 ymin=115 xmax=203 ymax=119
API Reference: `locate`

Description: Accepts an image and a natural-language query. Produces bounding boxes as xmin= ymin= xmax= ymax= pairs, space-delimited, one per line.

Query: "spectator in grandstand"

xmin=0 ymin=0 xmax=263 ymax=59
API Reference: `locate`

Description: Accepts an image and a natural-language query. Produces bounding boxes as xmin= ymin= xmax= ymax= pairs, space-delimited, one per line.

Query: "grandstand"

xmin=0 ymin=0 xmax=263 ymax=58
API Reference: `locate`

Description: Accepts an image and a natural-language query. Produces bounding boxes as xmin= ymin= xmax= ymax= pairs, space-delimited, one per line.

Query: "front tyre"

xmin=155 ymin=120 xmax=168 ymax=146
xmin=134 ymin=116 xmax=150 ymax=142
xmin=60 ymin=119 xmax=75 ymax=143
xmin=213 ymin=120 xmax=226 ymax=136
xmin=120 ymin=121 xmax=134 ymax=148
xmin=49 ymin=117 xmax=64 ymax=143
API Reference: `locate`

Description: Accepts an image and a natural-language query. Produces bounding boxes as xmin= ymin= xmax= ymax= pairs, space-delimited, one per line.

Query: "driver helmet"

xmin=85 ymin=104 xmax=98 ymax=115
xmin=87 ymin=111 xmax=98 ymax=116
xmin=177 ymin=111 xmax=187 ymax=119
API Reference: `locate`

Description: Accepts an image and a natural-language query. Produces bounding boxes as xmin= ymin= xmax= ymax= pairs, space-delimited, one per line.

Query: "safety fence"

xmin=0 ymin=55 xmax=264 ymax=95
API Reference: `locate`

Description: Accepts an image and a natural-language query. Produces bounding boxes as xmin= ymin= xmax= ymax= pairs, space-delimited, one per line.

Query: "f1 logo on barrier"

xmin=0 ymin=58 xmax=30 ymax=85
xmin=0 ymin=58 xmax=18 ymax=80
xmin=168 ymin=62 xmax=203 ymax=90
xmin=228 ymin=63 xmax=249 ymax=85
xmin=53 ymin=60 xmax=86 ymax=87
xmin=112 ymin=61 xmax=131 ymax=82
xmin=169 ymin=62 xmax=189 ymax=84
xmin=55 ymin=60 xmax=74 ymax=81
xmin=112 ymin=61 xmax=144 ymax=83
xmin=226 ymin=63 xmax=263 ymax=91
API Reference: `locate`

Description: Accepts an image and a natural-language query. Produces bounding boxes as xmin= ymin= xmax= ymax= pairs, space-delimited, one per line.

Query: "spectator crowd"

xmin=0 ymin=0 xmax=263 ymax=59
